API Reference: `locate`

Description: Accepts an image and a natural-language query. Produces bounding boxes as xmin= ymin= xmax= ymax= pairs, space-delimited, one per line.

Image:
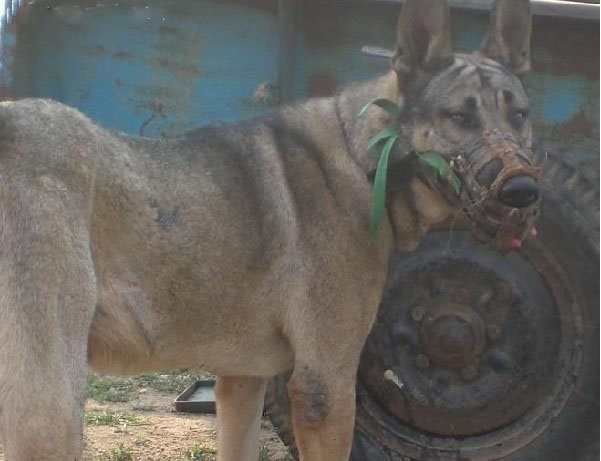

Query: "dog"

xmin=0 ymin=0 xmax=539 ymax=459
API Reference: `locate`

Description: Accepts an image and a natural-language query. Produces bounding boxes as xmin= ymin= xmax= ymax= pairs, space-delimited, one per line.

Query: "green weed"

xmin=96 ymin=443 xmax=133 ymax=461
xmin=259 ymin=446 xmax=271 ymax=461
xmin=181 ymin=443 xmax=217 ymax=460
xmin=133 ymin=436 xmax=150 ymax=447
xmin=85 ymin=409 xmax=147 ymax=427
xmin=87 ymin=374 xmax=136 ymax=402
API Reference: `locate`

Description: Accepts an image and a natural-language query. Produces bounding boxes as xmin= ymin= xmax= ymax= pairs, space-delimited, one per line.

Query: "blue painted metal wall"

xmin=2 ymin=0 xmax=279 ymax=137
xmin=0 ymin=0 xmax=598 ymax=166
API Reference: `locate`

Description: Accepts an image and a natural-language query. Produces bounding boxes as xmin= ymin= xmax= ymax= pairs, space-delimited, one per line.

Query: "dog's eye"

xmin=511 ymin=109 xmax=529 ymax=128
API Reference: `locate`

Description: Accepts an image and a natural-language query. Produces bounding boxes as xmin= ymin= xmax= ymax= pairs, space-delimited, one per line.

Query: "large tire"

xmin=265 ymin=143 xmax=599 ymax=461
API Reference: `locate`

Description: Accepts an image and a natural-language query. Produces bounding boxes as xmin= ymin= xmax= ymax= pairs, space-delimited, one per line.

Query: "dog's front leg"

xmin=215 ymin=375 xmax=267 ymax=461
xmin=287 ymin=365 xmax=357 ymax=461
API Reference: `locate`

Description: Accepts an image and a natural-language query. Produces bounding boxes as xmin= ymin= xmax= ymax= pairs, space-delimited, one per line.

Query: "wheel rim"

xmin=357 ymin=230 xmax=583 ymax=459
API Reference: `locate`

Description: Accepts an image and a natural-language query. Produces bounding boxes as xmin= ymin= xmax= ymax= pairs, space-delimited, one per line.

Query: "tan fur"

xmin=0 ymin=1 xmax=533 ymax=460
xmin=215 ymin=377 xmax=267 ymax=461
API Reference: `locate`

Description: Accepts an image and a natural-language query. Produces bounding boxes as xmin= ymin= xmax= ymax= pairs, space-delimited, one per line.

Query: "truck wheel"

xmin=265 ymin=143 xmax=599 ymax=460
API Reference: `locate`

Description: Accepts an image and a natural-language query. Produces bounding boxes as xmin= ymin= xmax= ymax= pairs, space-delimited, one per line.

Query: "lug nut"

xmin=461 ymin=364 xmax=478 ymax=381
xmin=411 ymin=306 xmax=426 ymax=322
xmin=416 ymin=354 xmax=430 ymax=368
xmin=487 ymin=324 xmax=502 ymax=340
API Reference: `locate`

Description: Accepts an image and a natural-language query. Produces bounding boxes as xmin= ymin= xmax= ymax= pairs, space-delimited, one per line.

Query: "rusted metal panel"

xmin=2 ymin=0 xmax=279 ymax=137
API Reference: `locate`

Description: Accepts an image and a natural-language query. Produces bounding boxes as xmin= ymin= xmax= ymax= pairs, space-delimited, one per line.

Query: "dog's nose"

xmin=498 ymin=175 xmax=539 ymax=208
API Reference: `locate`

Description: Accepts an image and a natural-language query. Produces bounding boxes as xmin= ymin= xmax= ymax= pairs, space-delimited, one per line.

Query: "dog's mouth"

xmin=418 ymin=130 xmax=542 ymax=255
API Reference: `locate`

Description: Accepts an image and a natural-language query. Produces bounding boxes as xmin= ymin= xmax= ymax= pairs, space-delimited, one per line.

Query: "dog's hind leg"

xmin=0 ymin=181 xmax=96 ymax=460
xmin=215 ymin=376 xmax=267 ymax=461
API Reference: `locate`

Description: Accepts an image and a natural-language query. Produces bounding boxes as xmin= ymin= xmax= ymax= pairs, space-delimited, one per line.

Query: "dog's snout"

xmin=499 ymin=175 xmax=539 ymax=208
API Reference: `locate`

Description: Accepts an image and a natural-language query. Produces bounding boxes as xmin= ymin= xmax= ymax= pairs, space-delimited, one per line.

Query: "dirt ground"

xmin=0 ymin=388 xmax=291 ymax=461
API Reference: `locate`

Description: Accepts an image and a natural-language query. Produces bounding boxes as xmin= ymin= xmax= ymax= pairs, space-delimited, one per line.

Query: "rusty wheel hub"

xmin=357 ymin=230 xmax=581 ymax=458
xmin=419 ymin=303 xmax=486 ymax=368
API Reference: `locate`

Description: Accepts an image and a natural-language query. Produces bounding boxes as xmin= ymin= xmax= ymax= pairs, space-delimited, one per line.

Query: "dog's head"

xmin=381 ymin=0 xmax=539 ymax=254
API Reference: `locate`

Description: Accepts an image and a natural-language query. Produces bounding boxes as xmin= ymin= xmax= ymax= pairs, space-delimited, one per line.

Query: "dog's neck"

xmin=335 ymin=70 xmax=404 ymax=175
xmin=335 ymin=70 xmax=457 ymax=251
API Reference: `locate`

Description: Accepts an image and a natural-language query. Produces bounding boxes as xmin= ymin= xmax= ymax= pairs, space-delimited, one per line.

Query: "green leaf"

xmin=366 ymin=126 xmax=402 ymax=158
xmin=369 ymin=134 xmax=398 ymax=243
xmin=358 ymin=98 xmax=400 ymax=120
xmin=417 ymin=151 xmax=462 ymax=195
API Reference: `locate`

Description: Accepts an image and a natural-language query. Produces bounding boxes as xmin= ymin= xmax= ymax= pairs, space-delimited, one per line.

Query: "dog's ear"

xmin=477 ymin=0 xmax=532 ymax=75
xmin=391 ymin=0 xmax=453 ymax=84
